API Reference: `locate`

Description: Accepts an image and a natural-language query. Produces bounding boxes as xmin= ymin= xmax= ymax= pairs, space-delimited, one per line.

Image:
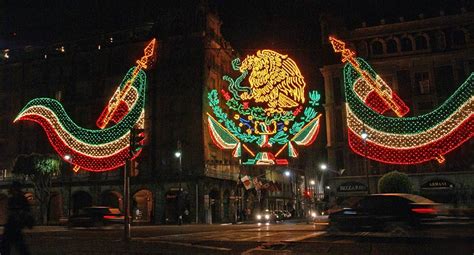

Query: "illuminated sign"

xmin=337 ymin=182 xmax=367 ymax=192
xmin=207 ymin=50 xmax=321 ymax=165
xmin=330 ymin=37 xmax=473 ymax=165
xmin=14 ymin=39 xmax=156 ymax=172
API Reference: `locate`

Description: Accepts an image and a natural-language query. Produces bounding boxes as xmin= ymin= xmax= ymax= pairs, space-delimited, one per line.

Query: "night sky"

xmin=2 ymin=0 xmax=472 ymax=49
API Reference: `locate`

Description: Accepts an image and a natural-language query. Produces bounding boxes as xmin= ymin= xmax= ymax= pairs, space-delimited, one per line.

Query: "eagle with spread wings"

xmin=236 ymin=50 xmax=306 ymax=113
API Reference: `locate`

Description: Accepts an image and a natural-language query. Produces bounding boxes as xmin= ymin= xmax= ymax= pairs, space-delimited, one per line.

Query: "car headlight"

xmin=311 ymin=212 xmax=317 ymax=218
xmin=265 ymin=214 xmax=270 ymax=220
xmin=256 ymin=214 xmax=262 ymax=220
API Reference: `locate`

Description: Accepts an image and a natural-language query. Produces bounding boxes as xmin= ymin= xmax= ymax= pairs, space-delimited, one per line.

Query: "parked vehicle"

xmin=328 ymin=193 xmax=439 ymax=234
xmin=272 ymin=210 xmax=286 ymax=221
xmin=282 ymin=210 xmax=292 ymax=219
xmin=68 ymin=206 xmax=124 ymax=228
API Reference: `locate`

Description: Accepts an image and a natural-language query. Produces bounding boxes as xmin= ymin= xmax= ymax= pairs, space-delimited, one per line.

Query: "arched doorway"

xmin=209 ymin=189 xmax=220 ymax=223
xmin=133 ymin=189 xmax=153 ymax=223
xmin=100 ymin=190 xmax=122 ymax=210
xmin=72 ymin=191 xmax=92 ymax=215
xmin=0 ymin=194 xmax=8 ymax=225
xmin=48 ymin=192 xmax=63 ymax=224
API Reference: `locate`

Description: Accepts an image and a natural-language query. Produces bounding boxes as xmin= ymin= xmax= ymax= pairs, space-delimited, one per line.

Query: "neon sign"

xmin=207 ymin=50 xmax=321 ymax=165
xmin=14 ymin=39 xmax=156 ymax=172
xmin=330 ymin=37 xmax=473 ymax=165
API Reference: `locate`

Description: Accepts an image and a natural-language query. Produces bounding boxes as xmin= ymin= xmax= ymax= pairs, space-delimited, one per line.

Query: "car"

xmin=328 ymin=193 xmax=439 ymax=234
xmin=272 ymin=210 xmax=286 ymax=221
xmin=255 ymin=209 xmax=277 ymax=223
xmin=281 ymin=210 xmax=292 ymax=219
xmin=68 ymin=206 xmax=124 ymax=228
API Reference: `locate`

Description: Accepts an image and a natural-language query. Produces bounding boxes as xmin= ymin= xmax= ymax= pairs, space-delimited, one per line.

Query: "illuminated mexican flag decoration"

xmin=207 ymin=50 xmax=322 ymax=165
xmin=14 ymin=39 xmax=156 ymax=172
xmin=330 ymin=37 xmax=474 ymax=165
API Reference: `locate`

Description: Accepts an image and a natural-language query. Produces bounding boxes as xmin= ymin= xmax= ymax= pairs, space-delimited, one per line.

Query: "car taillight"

xmin=103 ymin=215 xmax=121 ymax=219
xmin=411 ymin=207 xmax=436 ymax=214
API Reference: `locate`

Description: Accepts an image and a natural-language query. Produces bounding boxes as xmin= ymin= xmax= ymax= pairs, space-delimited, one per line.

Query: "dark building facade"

xmin=320 ymin=9 xmax=474 ymax=208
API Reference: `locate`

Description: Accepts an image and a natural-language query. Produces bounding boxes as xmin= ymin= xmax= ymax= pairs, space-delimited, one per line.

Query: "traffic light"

xmin=130 ymin=128 xmax=145 ymax=155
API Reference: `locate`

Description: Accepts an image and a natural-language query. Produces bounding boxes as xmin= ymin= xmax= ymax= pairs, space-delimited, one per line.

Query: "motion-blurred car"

xmin=255 ymin=209 xmax=277 ymax=223
xmin=328 ymin=193 xmax=439 ymax=233
xmin=68 ymin=206 xmax=124 ymax=228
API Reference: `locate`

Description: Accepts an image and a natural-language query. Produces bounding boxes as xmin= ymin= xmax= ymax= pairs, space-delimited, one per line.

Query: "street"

xmin=10 ymin=219 xmax=474 ymax=255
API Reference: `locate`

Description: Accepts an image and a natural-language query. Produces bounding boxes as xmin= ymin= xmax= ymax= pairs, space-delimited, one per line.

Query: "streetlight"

xmin=284 ymin=170 xmax=296 ymax=216
xmin=361 ymin=129 xmax=370 ymax=194
xmin=175 ymin=150 xmax=183 ymax=225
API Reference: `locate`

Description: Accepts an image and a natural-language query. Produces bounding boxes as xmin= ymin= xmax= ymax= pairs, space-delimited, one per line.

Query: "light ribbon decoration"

xmin=207 ymin=50 xmax=321 ymax=165
xmin=330 ymin=37 xmax=473 ymax=165
xmin=14 ymin=39 xmax=156 ymax=172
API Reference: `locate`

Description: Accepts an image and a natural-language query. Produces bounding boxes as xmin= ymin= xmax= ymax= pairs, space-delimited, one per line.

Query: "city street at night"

xmin=11 ymin=219 xmax=474 ymax=254
xmin=1 ymin=0 xmax=473 ymax=254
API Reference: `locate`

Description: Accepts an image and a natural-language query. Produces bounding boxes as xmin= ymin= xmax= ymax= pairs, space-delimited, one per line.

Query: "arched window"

xmin=386 ymin=39 xmax=398 ymax=53
xmin=452 ymin=30 xmax=466 ymax=45
xmin=415 ymin=35 xmax=428 ymax=50
xmin=401 ymin=37 xmax=413 ymax=52
xmin=356 ymin=41 xmax=368 ymax=57
xmin=433 ymin=31 xmax=446 ymax=50
xmin=371 ymin=40 xmax=384 ymax=55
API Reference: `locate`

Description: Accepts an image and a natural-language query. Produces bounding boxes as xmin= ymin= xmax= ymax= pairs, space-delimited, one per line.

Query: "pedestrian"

xmin=1 ymin=181 xmax=33 ymax=255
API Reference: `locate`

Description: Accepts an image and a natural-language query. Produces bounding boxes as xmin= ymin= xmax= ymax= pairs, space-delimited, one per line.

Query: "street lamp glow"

xmin=310 ymin=180 xmax=316 ymax=185
xmin=320 ymin=164 xmax=327 ymax=171
xmin=174 ymin=151 xmax=182 ymax=158
xmin=284 ymin=170 xmax=291 ymax=177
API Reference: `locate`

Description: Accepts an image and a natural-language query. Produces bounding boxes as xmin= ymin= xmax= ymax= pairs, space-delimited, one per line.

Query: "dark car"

xmin=328 ymin=193 xmax=439 ymax=233
xmin=68 ymin=206 xmax=124 ymax=228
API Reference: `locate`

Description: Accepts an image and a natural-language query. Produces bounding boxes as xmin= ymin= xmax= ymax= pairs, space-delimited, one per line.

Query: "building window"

xmin=452 ymin=30 xmax=466 ymax=46
xmin=401 ymin=37 xmax=413 ymax=52
xmin=371 ymin=40 xmax=384 ymax=55
xmin=415 ymin=35 xmax=428 ymax=50
xmin=396 ymin=70 xmax=411 ymax=100
xmin=435 ymin=66 xmax=454 ymax=98
xmin=0 ymin=169 xmax=6 ymax=180
xmin=356 ymin=41 xmax=368 ymax=57
xmin=386 ymin=39 xmax=398 ymax=54
xmin=414 ymin=72 xmax=431 ymax=95
xmin=433 ymin=31 xmax=446 ymax=50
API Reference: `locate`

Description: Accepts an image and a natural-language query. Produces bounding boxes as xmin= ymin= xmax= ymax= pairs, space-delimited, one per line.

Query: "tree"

xmin=378 ymin=171 xmax=413 ymax=194
xmin=12 ymin=153 xmax=60 ymax=225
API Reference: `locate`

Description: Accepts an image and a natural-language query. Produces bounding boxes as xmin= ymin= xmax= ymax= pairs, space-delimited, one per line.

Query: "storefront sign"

xmin=337 ymin=181 xmax=367 ymax=192
xmin=422 ymin=179 xmax=454 ymax=190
